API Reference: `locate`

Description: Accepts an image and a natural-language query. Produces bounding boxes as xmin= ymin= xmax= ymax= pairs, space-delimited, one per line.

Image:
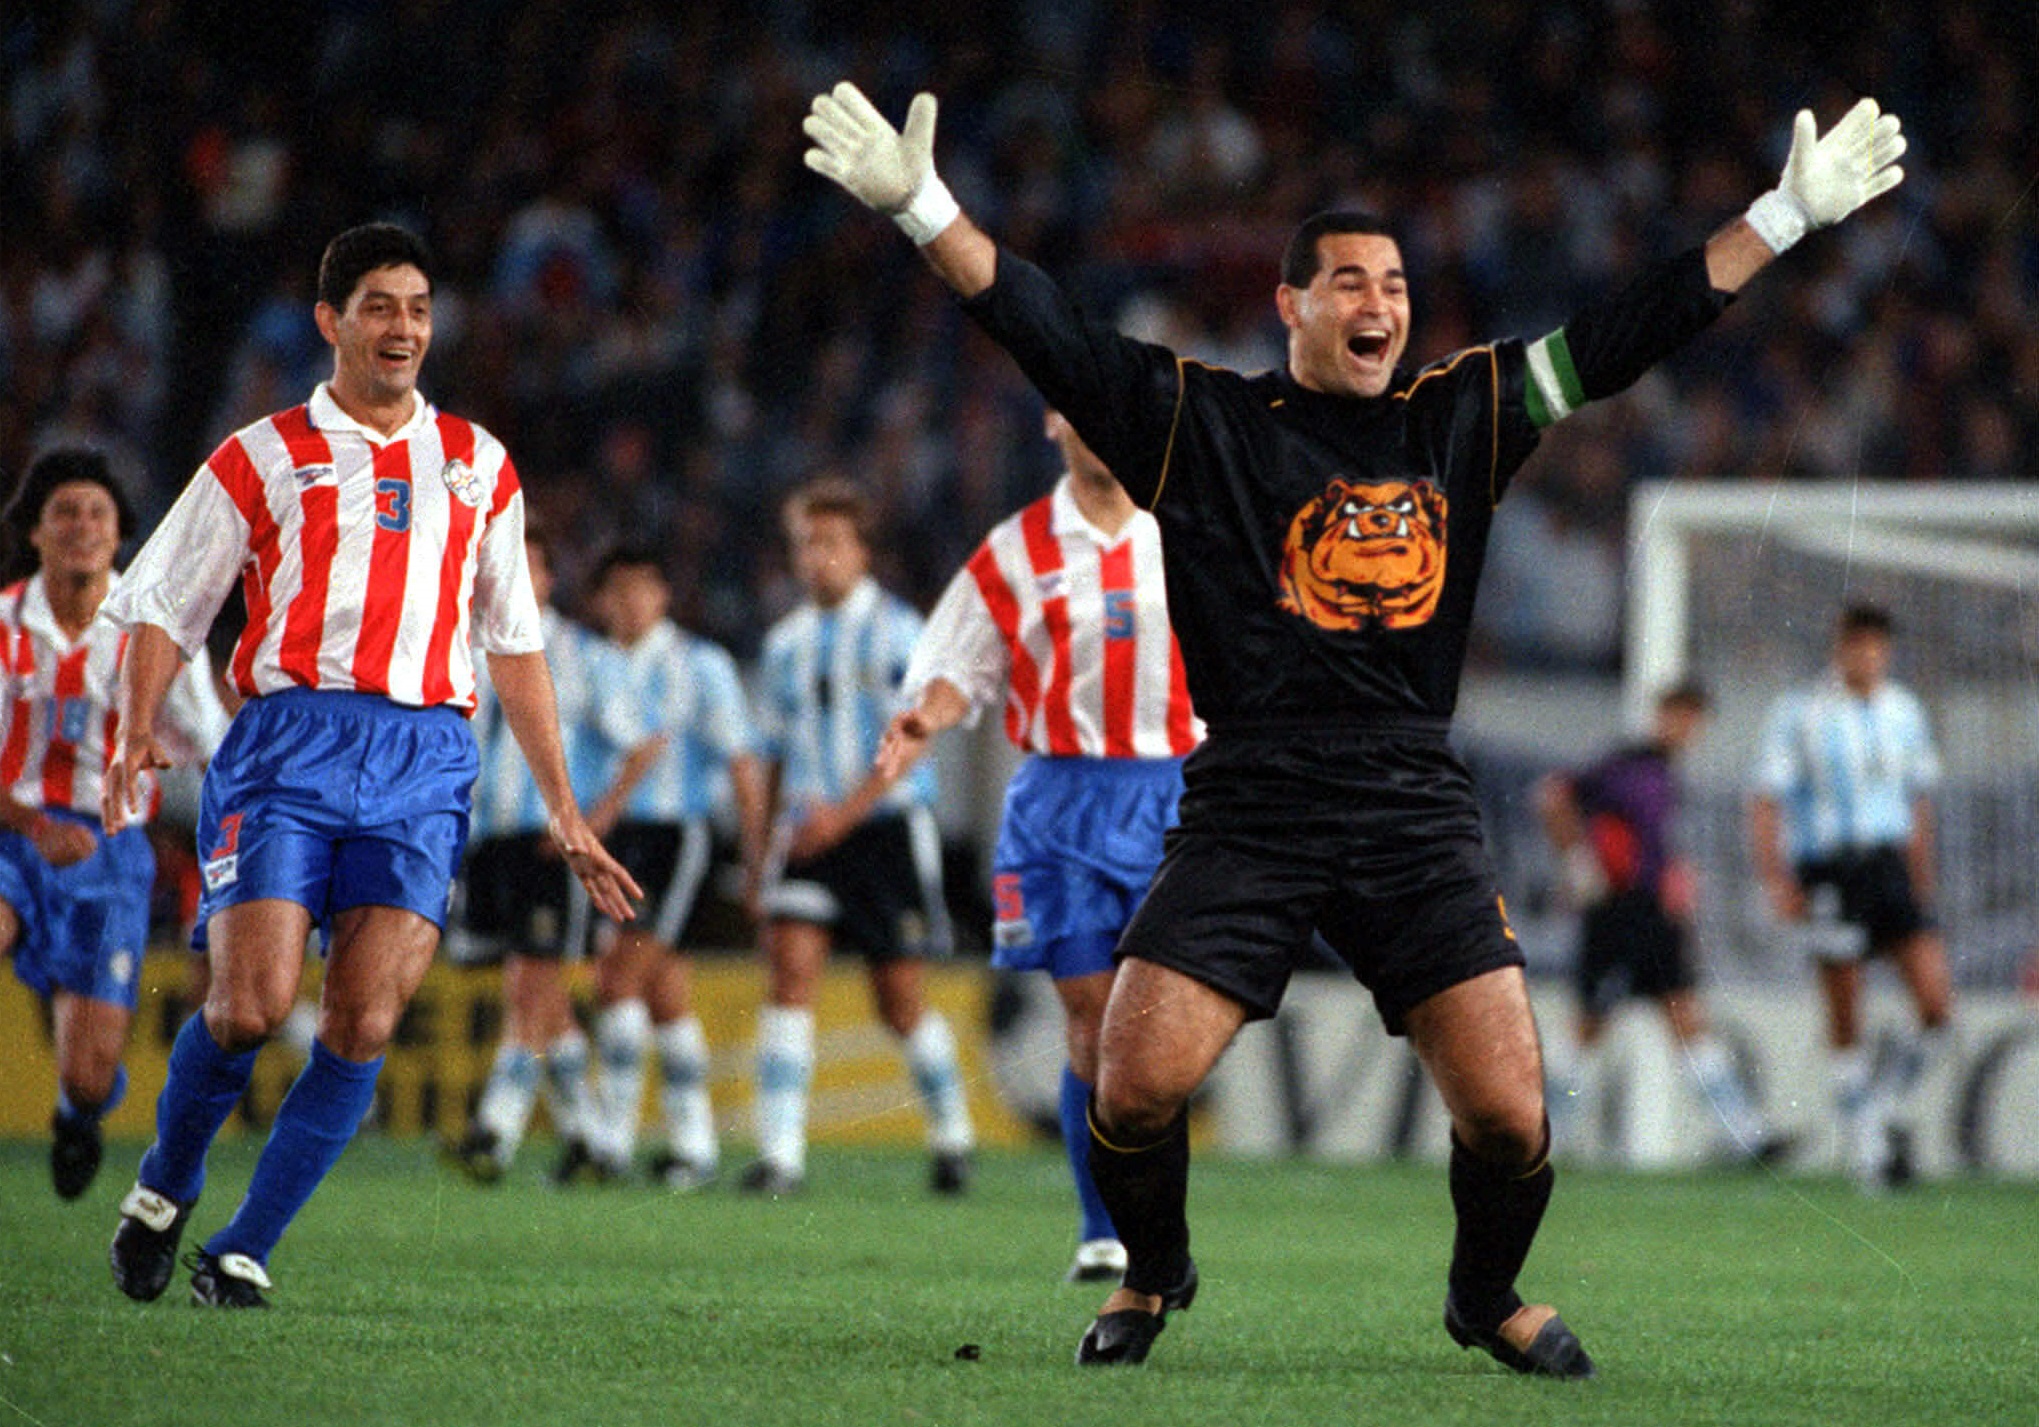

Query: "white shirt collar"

xmin=21 ymin=568 xmax=122 ymax=649
xmin=1049 ymin=474 xmax=1139 ymax=547
xmin=308 ymin=382 xmax=433 ymax=444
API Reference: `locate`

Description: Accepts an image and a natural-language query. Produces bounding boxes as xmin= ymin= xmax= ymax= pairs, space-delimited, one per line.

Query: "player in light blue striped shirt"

xmin=1750 ymin=604 xmax=1951 ymax=1189
xmin=573 ymin=546 xmax=767 ymax=1188
xmin=743 ymin=478 xmax=971 ymax=1196
xmin=447 ymin=526 xmax=598 ymax=1184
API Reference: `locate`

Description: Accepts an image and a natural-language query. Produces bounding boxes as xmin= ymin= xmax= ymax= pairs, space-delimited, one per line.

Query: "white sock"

xmin=754 ymin=1005 xmax=814 ymax=1175
xmin=475 ymin=1044 xmax=540 ymax=1162
xmin=902 ymin=1011 xmax=973 ymax=1155
xmin=655 ymin=1016 xmax=718 ymax=1169
xmin=1831 ymin=1044 xmax=1876 ymax=1173
xmin=594 ymin=1000 xmax=652 ymax=1167
xmin=1685 ymin=1034 xmax=1769 ymax=1151
xmin=540 ymin=1028 xmax=591 ymax=1145
xmin=1888 ymin=1024 xmax=1950 ymax=1131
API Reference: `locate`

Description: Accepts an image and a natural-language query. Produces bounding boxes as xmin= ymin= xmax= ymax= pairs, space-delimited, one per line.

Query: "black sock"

xmin=1086 ymin=1098 xmax=1191 ymax=1299
xmin=1446 ymin=1124 xmax=1554 ymax=1330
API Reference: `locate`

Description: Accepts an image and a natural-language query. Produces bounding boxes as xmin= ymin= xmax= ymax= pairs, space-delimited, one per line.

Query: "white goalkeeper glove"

xmin=1745 ymin=97 xmax=1906 ymax=255
xmin=802 ymin=82 xmax=960 ymax=246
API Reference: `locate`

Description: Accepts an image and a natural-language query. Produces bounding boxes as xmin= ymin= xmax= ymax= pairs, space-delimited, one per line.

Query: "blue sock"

xmin=58 ymin=1064 xmax=128 ymax=1123
xmin=1061 ymin=1064 xmax=1116 ymax=1243
xmin=139 ymin=1015 xmax=259 ymax=1204
xmin=207 ymin=1040 xmax=382 ymax=1267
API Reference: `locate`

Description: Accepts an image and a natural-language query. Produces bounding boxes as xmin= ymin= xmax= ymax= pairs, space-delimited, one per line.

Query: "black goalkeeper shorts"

xmin=1115 ymin=720 xmax=1524 ymax=1036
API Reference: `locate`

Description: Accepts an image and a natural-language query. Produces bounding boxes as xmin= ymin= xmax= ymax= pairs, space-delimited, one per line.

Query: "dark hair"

xmin=590 ymin=542 xmax=670 ymax=590
xmin=0 ymin=447 xmax=134 ymax=582
xmin=1280 ymin=211 xmax=1402 ymax=289
xmin=1839 ymin=603 xmax=1894 ymax=638
xmin=317 ymin=222 xmax=434 ymax=311
xmin=786 ymin=475 xmax=874 ymax=542
xmin=1658 ymin=681 xmax=1710 ymax=713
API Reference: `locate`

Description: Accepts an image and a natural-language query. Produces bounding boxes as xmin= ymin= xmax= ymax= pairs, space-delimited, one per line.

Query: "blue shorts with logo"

xmin=990 ymin=755 xmax=1183 ymax=980
xmin=3 ymin=808 xmax=156 ymax=1012
xmin=193 ymin=689 xmax=478 ymax=950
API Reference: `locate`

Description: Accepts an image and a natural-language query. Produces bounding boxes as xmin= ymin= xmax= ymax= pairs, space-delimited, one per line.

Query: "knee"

xmin=1065 ymin=1020 xmax=1102 ymax=1083
xmin=1454 ymin=1095 xmax=1550 ymax=1171
xmin=1092 ymin=1062 xmax=1184 ymax=1141
xmin=59 ymin=1051 xmax=122 ymax=1107
xmin=204 ymin=999 xmax=285 ymax=1054
xmin=317 ymin=1001 xmax=402 ymax=1061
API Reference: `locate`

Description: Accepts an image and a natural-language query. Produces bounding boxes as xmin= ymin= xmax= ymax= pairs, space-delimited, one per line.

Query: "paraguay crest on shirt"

xmin=441 ymin=457 xmax=483 ymax=506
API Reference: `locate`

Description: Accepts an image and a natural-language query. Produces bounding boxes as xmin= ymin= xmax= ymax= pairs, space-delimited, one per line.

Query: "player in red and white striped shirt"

xmin=100 ymin=223 xmax=639 ymax=1310
xmin=0 ymin=449 xmax=227 ymax=1202
xmin=876 ymin=409 xmax=1201 ymax=1282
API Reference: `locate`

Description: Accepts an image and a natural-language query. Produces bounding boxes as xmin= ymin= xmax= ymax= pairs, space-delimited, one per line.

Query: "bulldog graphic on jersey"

xmin=1277 ymin=476 xmax=1448 ymax=632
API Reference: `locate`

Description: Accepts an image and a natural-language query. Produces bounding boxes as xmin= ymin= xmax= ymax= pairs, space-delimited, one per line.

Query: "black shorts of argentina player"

xmin=802 ymin=84 xmax=1905 ymax=1377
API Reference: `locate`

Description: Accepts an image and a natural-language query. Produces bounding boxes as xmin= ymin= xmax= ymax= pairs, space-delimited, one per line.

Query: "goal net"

xmin=1625 ymin=480 xmax=2039 ymax=988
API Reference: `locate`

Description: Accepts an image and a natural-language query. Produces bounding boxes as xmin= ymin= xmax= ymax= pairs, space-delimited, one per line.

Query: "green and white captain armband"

xmin=1524 ymin=329 xmax=1586 ymax=429
xmin=892 ymin=171 xmax=960 ymax=246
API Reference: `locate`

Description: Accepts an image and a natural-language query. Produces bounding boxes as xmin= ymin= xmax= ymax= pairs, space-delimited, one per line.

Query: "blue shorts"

xmin=3 ymin=808 xmax=155 ymax=1012
xmin=193 ymin=689 xmax=478 ymax=950
xmin=990 ymin=756 xmax=1183 ymax=979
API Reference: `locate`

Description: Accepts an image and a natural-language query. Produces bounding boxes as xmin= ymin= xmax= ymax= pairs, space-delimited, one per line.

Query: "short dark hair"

xmin=786 ymin=476 xmax=874 ymax=543
xmin=317 ymin=222 xmax=434 ymax=311
xmin=1839 ymin=603 xmax=1895 ymax=638
xmin=1280 ymin=211 xmax=1402 ymax=289
xmin=590 ymin=542 xmax=670 ymax=591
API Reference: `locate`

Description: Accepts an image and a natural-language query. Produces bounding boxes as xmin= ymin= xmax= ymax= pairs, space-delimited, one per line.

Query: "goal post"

xmin=1624 ymin=479 xmax=2039 ymax=987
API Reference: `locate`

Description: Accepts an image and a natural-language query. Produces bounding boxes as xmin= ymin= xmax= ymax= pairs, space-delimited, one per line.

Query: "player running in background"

xmin=100 ymin=222 xmax=638 ymax=1308
xmin=873 ymin=408 xmax=1199 ymax=1281
xmin=568 ymin=544 xmax=767 ymax=1190
xmin=1536 ymin=684 xmax=1788 ymax=1167
xmin=445 ymin=522 xmax=599 ymax=1185
xmin=0 ymin=448 xmax=228 ymax=1200
xmin=1750 ymin=603 xmax=1950 ymax=1190
xmin=803 ymin=83 xmax=1903 ymax=1373
xmin=744 ymin=477 xmax=974 ymax=1196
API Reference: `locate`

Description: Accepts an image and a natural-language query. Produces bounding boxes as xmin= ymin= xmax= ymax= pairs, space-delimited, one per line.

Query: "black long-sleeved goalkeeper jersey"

xmin=961 ymin=246 xmax=1731 ymax=732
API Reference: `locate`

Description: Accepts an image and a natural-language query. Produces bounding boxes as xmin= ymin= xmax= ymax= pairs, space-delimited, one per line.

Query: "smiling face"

xmin=1277 ymin=231 xmax=1410 ymax=399
xmin=30 ymin=479 xmax=121 ymax=582
xmin=316 ymin=262 xmax=432 ymax=421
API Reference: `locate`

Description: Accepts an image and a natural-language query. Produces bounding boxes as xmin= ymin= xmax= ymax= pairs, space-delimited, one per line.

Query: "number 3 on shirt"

xmin=375 ymin=476 xmax=413 ymax=533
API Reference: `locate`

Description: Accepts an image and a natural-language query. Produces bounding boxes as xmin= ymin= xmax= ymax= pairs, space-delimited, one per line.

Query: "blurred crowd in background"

xmin=4 ymin=0 xmax=2035 ymax=673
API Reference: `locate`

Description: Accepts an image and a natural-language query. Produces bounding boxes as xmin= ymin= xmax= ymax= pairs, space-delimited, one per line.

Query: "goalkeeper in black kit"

xmin=803 ymin=84 xmax=1904 ymax=1377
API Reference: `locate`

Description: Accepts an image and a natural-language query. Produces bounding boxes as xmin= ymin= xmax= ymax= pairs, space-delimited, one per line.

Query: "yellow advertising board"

xmin=1 ymin=952 xmax=1033 ymax=1149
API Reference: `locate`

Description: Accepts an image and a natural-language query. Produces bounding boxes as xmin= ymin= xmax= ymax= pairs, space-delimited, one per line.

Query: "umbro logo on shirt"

xmin=293 ymin=464 xmax=336 ymax=487
xmin=1035 ymin=570 xmax=1067 ymax=603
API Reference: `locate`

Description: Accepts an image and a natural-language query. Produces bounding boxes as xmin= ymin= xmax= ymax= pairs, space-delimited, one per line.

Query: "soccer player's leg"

xmin=745 ymin=915 xmax=827 ymax=1194
xmin=113 ymin=897 xmax=310 ymax=1301
xmin=1405 ymin=966 xmax=1594 ymax=1379
xmin=1078 ymin=956 xmax=1245 ymax=1364
xmin=646 ymin=946 xmax=717 ymax=1189
xmin=1050 ymin=962 xmax=1119 ymax=1279
xmin=867 ymin=953 xmax=974 ymax=1194
xmin=198 ymin=901 xmax=438 ymax=1295
xmin=589 ymin=928 xmax=657 ymax=1177
xmin=49 ymin=991 xmax=131 ymax=1199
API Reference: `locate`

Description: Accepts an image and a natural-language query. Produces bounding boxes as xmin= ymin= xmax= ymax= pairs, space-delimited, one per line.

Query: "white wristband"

xmin=1745 ymin=188 xmax=1811 ymax=255
xmin=892 ymin=172 xmax=960 ymax=246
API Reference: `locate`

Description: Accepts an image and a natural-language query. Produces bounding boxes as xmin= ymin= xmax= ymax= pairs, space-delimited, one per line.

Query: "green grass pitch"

xmin=2 ymin=1136 xmax=2034 ymax=1426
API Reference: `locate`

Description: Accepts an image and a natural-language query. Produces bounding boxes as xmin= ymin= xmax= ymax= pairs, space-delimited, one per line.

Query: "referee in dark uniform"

xmin=802 ymin=83 xmax=1906 ymax=1376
